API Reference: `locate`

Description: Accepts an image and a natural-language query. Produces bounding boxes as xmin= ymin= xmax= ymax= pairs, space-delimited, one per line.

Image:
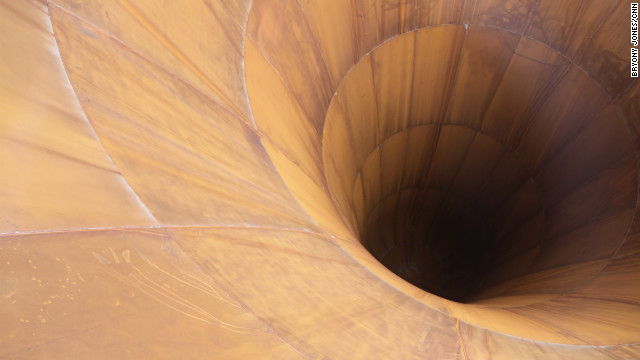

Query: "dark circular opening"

xmin=353 ymin=127 xmax=543 ymax=302
xmin=321 ymin=27 xmax=635 ymax=304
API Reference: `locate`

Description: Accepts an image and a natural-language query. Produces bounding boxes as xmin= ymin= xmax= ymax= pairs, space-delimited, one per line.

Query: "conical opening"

xmin=322 ymin=27 xmax=635 ymax=304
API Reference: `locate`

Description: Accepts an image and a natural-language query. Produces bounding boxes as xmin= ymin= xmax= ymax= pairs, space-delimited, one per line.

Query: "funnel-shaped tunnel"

xmin=316 ymin=28 xmax=636 ymax=304
xmin=2 ymin=0 xmax=640 ymax=359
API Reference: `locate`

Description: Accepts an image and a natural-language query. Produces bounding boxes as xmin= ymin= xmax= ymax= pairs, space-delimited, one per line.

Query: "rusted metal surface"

xmin=2 ymin=0 xmax=639 ymax=358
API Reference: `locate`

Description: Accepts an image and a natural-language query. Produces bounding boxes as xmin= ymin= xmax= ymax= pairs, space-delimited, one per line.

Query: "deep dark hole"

xmin=362 ymin=187 xmax=506 ymax=302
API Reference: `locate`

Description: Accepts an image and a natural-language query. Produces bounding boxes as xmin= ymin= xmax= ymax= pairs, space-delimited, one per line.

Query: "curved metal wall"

xmin=1 ymin=0 xmax=639 ymax=358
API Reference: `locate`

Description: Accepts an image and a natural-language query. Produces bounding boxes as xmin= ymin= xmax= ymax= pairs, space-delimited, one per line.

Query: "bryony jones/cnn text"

xmin=632 ymin=3 xmax=638 ymax=77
